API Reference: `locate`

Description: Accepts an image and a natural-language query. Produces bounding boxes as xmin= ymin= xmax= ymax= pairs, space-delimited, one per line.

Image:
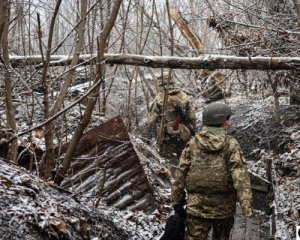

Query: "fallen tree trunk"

xmin=170 ymin=10 xmax=204 ymax=55
xmin=170 ymin=10 xmax=224 ymax=102
xmin=7 ymin=54 xmax=300 ymax=70
xmin=105 ymin=54 xmax=300 ymax=70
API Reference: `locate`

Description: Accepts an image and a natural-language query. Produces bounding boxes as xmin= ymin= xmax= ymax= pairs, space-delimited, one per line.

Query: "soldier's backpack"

xmin=185 ymin=137 xmax=232 ymax=193
xmin=164 ymin=93 xmax=191 ymax=141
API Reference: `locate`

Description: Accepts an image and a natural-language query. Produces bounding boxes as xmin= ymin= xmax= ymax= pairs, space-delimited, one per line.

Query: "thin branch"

xmin=3 ymin=75 xmax=114 ymax=144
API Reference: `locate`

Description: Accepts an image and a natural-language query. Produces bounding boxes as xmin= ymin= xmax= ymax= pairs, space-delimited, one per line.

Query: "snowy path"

xmin=230 ymin=206 xmax=269 ymax=240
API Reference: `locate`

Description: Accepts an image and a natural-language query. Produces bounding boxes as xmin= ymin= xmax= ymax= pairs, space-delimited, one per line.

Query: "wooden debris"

xmin=170 ymin=10 xmax=204 ymax=55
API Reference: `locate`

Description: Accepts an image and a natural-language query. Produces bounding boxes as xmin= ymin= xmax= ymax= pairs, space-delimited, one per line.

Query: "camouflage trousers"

xmin=186 ymin=215 xmax=234 ymax=240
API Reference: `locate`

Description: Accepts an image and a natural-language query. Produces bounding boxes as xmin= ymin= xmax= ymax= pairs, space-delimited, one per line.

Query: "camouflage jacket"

xmin=145 ymin=88 xmax=196 ymax=138
xmin=171 ymin=126 xmax=253 ymax=219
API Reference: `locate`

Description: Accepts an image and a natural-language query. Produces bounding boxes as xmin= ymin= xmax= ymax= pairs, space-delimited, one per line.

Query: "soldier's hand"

xmin=243 ymin=206 xmax=253 ymax=218
xmin=241 ymin=199 xmax=253 ymax=218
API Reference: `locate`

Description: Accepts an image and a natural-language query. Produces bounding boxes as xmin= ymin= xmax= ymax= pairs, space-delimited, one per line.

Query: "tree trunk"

xmin=37 ymin=0 xmax=62 ymax=180
xmin=267 ymin=73 xmax=281 ymax=124
xmin=156 ymin=0 xmax=174 ymax=149
xmin=54 ymin=0 xmax=123 ymax=185
xmin=0 ymin=0 xmax=18 ymax=162
xmin=39 ymin=0 xmax=88 ymax=179
xmin=290 ymin=76 xmax=300 ymax=105
xmin=289 ymin=0 xmax=300 ymax=104
xmin=50 ymin=0 xmax=87 ymax=116
xmin=290 ymin=0 xmax=300 ymax=105
xmin=170 ymin=10 xmax=204 ymax=55
xmin=291 ymin=0 xmax=300 ymax=26
xmin=0 ymin=0 xmax=8 ymax=41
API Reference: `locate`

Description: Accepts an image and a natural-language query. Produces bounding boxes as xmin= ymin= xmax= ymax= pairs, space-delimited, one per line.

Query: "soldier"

xmin=171 ymin=102 xmax=253 ymax=240
xmin=144 ymin=72 xmax=196 ymax=169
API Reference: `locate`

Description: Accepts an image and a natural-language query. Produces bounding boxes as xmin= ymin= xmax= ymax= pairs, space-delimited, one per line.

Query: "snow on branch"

xmin=7 ymin=54 xmax=300 ymax=70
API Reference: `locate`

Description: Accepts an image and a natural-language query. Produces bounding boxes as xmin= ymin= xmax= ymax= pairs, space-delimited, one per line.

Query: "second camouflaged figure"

xmin=172 ymin=102 xmax=253 ymax=240
xmin=145 ymin=72 xmax=196 ymax=168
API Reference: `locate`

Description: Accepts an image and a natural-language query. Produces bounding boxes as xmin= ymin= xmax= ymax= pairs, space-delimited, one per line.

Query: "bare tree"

xmin=0 ymin=0 xmax=8 ymax=41
xmin=33 ymin=0 xmax=89 ymax=179
xmin=36 ymin=0 xmax=62 ymax=179
xmin=54 ymin=0 xmax=123 ymax=185
xmin=0 ymin=0 xmax=18 ymax=162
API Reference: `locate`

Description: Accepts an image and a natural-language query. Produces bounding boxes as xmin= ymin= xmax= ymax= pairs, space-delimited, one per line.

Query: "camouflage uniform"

xmin=171 ymin=126 xmax=253 ymax=240
xmin=145 ymin=85 xmax=196 ymax=167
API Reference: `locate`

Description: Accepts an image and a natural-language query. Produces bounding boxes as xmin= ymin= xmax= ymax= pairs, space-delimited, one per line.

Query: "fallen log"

xmin=104 ymin=54 xmax=300 ymax=70
xmin=7 ymin=54 xmax=300 ymax=70
xmin=170 ymin=10 xmax=204 ymax=55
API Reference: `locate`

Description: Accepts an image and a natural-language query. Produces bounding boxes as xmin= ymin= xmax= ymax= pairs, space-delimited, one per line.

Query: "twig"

xmin=2 ymin=75 xmax=113 ymax=144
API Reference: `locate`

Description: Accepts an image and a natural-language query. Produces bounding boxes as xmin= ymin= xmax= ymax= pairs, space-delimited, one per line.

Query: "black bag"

xmin=160 ymin=213 xmax=185 ymax=240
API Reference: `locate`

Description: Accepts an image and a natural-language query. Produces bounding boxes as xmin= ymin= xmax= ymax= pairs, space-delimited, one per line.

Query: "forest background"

xmin=0 ymin=0 xmax=300 ymax=239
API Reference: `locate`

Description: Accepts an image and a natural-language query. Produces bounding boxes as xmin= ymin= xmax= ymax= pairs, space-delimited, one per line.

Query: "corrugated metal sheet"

xmin=61 ymin=116 xmax=159 ymax=213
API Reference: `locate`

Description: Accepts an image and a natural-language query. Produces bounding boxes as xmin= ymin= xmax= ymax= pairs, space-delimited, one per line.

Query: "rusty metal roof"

xmin=61 ymin=116 xmax=159 ymax=213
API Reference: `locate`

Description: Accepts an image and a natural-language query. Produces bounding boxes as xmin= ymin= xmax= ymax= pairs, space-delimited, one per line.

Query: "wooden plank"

xmin=246 ymin=215 xmax=261 ymax=240
xmin=231 ymin=205 xmax=246 ymax=240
